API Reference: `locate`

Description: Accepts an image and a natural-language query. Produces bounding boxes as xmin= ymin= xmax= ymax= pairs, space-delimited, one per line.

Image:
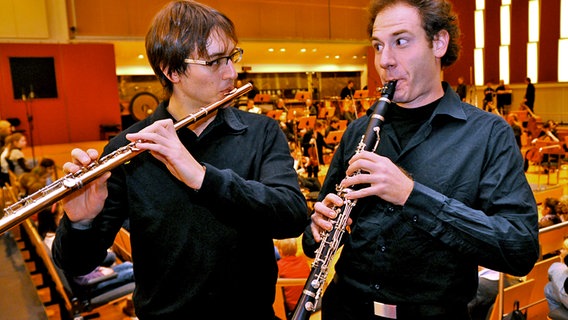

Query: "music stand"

xmin=353 ymin=90 xmax=369 ymax=99
xmin=266 ymin=110 xmax=283 ymax=120
xmin=295 ymin=91 xmax=312 ymax=102
xmin=254 ymin=94 xmax=271 ymax=103
xmin=318 ymin=107 xmax=336 ymax=119
xmin=325 ymin=130 xmax=344 ymax=145
xmin=298 ymin=116 xmax=316 ymax=130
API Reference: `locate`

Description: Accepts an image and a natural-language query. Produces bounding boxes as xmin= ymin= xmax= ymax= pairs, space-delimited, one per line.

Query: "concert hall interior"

xmin=0 ymin=0 xmax=568 ymax=319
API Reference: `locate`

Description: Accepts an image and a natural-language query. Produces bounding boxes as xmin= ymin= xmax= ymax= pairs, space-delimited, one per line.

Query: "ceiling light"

xmin=353 ymin=55 xmax=358 ymax=59
xmin=280 ymin=48 xmax=286 ymax=52
xmin=137 ymin=54 xmax=144 ymax=59
xmin=334 ymin=55 xmax=340 ymax=59
xmin=300 ymin=48 xmax=306 ymax=52
xmin=268 ymin=48 xmax=274 ymax=52
xmin=312 ymin=48 xmax=317 ymax=52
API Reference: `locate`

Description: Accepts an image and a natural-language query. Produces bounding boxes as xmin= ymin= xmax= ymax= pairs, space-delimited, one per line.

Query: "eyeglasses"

xmin=184 ymin=47 xmax=243 ymax=71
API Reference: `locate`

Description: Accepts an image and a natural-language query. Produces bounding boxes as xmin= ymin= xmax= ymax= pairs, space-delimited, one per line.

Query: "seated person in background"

xmin=19 ymin=158 xmax=57 ymax=196
xmin=71 ymin=251 xmax=134 ymax=297
xmin=274 ymin=238 xmax=310 ymax=318
xmin=534 ymin=120 xmax=561 ymax=144
xmin=314 ymin=120 xmax=336 ymax=165
xmin=539 ymin=197 xmax=562 ymax=228
xmin=1 ymin=133 xmax=32 ymax=176
xmin=300 ymin=129 xmax=319 ymax=178
xmin=545 ymin=255 xmax=568 ymax=312
xmin=246 ymin=98 xmax=262 ymax=114
xmin=506 ymin=113 xmax=522 ymax=150
xmin=34 ymin=158 xmax=56 ymax=185
xmin=39 ymin=198 xmax=135 ymax=297
xmin=0 ymin=120 xmax=12 ymax=149
xmin=556 ymin=195 xmax=568 ymax=222
xmin=467 ymin=267 xmax=522 ymax=320
xmin=325 ymin=117 xmax=340 ymax=137
xmin=306 ymin=99 xmax=317 ymax=117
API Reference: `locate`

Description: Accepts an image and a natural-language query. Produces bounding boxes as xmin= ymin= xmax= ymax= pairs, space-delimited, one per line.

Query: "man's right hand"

xmin=61 ymin=148 xmax=111 ymax=224
xmin=310 ymin=193 xmax=350 ymax=243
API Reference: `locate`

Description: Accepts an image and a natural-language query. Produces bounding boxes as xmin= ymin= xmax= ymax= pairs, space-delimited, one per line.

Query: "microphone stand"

xmin=21 ymin=87 xmax=36 ymax=167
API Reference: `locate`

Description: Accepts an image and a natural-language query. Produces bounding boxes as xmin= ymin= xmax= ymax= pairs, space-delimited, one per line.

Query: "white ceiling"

xmin=112 ymin=39 xmax=371 ymax=75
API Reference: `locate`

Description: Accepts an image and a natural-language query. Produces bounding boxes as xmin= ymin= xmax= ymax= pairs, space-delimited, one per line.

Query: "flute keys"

xmin=63 ymin=177 xmax=83 ymax=189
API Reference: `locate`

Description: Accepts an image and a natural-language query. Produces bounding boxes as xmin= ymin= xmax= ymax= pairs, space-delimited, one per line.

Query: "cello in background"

xmin=521 ymin=102 xmax=543 ymax=141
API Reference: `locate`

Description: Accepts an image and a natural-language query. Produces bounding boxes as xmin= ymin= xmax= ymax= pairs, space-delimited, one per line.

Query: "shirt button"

xmin=374 ymin=284 xmax=380 ymax=290
xmin=381 ymin=246 xmax=386 ymax=252
xmin=412 ymin=215 xmax=418 ymax=222
xmin=387 ymin=206 xmax=395 ymax=213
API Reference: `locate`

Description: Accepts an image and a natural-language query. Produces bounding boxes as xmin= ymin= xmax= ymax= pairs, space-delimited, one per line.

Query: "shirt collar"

xmin=431 ymin=82 xmax=467 ymax=121
xmin=367 ymin=81 xmax=467 ymax=122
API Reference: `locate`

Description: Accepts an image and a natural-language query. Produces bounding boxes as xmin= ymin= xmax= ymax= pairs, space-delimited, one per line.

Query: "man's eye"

xmin=395 ymin=38 xmax=408 ymax=46
xmin=373 ymin=43 xmax=383 ymax=52
xmin=207 ymin=58 xmax=223 ymax=66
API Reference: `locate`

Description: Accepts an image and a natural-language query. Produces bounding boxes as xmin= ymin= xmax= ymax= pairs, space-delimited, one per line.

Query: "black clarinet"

xmin=291 ymin=80 xmax=397 ymax=320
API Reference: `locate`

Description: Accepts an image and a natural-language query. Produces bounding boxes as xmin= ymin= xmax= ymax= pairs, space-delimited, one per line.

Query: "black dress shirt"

xmin=53 ymin=102 xmax=308 ymax=319
xmin=303 ymin=82 xmax=539 ymax=316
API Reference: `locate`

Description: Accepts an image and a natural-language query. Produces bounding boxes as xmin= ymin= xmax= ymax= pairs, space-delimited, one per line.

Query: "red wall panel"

xmin=510 ymin=0 xmax=529 ymax=84
xmin=0 ymin=43 xmax=121 ymax=145
xmin=539 ymin=0 xmax=561 ymax=82
xmin=444 ymin=0 xmax=476 ymax=88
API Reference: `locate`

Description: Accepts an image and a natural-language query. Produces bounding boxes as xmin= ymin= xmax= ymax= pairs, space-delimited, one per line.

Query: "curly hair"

xmin=367 ymin=0 xmax=461 ymax=68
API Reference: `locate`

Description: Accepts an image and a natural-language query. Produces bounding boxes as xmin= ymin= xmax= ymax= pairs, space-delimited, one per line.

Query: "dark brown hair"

xmin=145 ymin=1 xmax=238 ymax=97
xmin=367 ymin=0 xmax=461 ymax=68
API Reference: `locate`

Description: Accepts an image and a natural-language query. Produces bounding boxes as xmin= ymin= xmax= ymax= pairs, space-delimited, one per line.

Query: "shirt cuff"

xmin=70 ymin=219 xmax=94 ymax=230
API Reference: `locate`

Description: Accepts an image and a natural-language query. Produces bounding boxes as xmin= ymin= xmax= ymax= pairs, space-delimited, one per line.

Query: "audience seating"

xmin=112 ymin=227 xmax=132 ymax=263
xmin=488 ymin=279 xmax=535 ymax=320
xmin=487 ymin=221 xmax=568 ymax=319
xmin=534 ymin=185 xmax=564 ymax=206
xmin=274 ymin=277 xmax=309 ymax=320
xmin=20 ymin=219 xmax=134 ymax=320
xmin=535 ymin=141 xmax=565 ymax=186
xmin=539 ymin=221 xmax=568 ymax=259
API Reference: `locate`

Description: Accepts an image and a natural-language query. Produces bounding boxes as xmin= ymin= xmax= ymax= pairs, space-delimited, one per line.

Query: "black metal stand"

xmin=22 ymin=91 xmax=36 ymax=167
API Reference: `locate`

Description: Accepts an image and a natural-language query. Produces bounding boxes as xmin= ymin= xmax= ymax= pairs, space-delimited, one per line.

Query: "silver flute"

xmin=291 ymin=80 xmax=397 ymax=320
xmin=0 ymin=83 xmax=252 ymax=235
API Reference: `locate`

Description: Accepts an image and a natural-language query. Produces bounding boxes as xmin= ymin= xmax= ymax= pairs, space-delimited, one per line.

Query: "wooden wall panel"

xmin=294 ymin=3 xmax=331 ymax=40
xmin=68 ymin=0 xmax=369 ymax=41
xmin=330 ymin=5 xmax=369 ymax=40
xmin=72 ymin=1 xmax=130 ymax=35
xmin=0 ymin=0 xmax=49 ymax=38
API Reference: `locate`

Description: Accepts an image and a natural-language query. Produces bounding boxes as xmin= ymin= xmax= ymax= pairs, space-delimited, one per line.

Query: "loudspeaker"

xmin=9 ymin=57 xmax=58 ymax=100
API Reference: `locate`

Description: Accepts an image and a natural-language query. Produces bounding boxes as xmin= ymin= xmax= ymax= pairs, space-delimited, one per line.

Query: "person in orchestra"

xmin=340 ymin=80 xmax=355 ymax=100
xmin=301 ymin=1 xmax=539 ymax=319
xmin=52 ymin=1 xmax=308 ymax=319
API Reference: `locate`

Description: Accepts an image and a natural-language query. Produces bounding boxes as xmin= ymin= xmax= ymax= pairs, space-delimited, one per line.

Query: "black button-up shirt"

xmin=303 ymin=82 xmax=539 ymax=309
xmin=54 ymin=103 xmax=308 ymax=319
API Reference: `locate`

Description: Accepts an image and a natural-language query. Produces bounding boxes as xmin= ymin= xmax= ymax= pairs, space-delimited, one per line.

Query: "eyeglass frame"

xmin=184 ymin=47 xmax=243 ymax=70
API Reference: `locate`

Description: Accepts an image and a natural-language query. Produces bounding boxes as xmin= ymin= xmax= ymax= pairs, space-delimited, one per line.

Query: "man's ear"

xmin=432 ymin=29 xmax=449 ymax=59
xmin=162 ymin=66 xmax=181 ymax=83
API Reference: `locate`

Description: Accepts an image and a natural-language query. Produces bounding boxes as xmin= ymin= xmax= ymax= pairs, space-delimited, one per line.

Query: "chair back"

xmin=488 ymin=278 xmax=535 ymax=320
xmin=21 ymin=219 xmax=74 ymax=314
xmin=539 ymin=221 xmax=568 ymax=259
